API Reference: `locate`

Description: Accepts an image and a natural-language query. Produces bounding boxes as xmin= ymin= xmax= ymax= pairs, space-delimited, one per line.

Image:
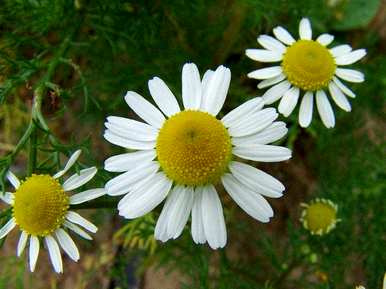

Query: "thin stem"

xmin=32 ymin=36 xmax=72 ymax=131
xmin=27 ymin=126 xmax=37 ymax=176
xmin=6 ymin=122 xmax=35 ymax=164
xmin=1 ymin=34 xmax=73 ymax=184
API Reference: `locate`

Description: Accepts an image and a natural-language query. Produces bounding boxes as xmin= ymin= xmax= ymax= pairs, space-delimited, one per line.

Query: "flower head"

xmin=0 ymin=150 xmax=106 ymax=273
xmin=300 ymin=198 xmax=339 ymax=235
xmin=104 ymin=62 xmax=292 ymax=249
xmin=246 ymin=18 xmax=366 ymax=128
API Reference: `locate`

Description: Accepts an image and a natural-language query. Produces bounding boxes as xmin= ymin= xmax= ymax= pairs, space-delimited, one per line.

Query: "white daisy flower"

xmin=0 ymin=150 xmax=106 ymax=273
xmin=104 ymin=62 xmax=292 ymax=249
xmin=246 ymin=17 xmax=367 ymax=128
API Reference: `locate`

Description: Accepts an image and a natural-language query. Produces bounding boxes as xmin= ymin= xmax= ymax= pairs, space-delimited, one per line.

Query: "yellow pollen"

xmin=301 ymin=199 xmax=338 ymax=235
xmin=282 ymin=40 xmax=336 ymax=91
xmin=156 ymin=110 xmax=232 ymax=186
xmin=12 ymin=174 xmax=69 ymax=236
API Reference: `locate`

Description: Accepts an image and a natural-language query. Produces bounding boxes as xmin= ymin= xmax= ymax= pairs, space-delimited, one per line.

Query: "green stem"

xmin=32 ymin=36 xmax=72 ymax=131
xmin=6 ymin=122 xmax=35 ymax=164
xmin=27 ymin=127 xmax=37 ymax=176
xmin=1 ymin=34 xmax=73 ymax=185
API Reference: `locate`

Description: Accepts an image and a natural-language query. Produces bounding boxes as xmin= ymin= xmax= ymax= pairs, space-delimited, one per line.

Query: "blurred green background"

xmin=0 ymin=0 xmax=385 ymax=289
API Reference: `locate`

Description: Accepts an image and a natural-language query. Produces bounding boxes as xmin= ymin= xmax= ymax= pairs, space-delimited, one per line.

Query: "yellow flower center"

xmin=12 ymin=174 xmax=69 ymax=236
xmin=156 ymin=110 xmax=232 ymax=186
xmin=301 ymin=199 xmax=337 ymax=235
xmin=282 ymin=40 xmax=336 ymax=91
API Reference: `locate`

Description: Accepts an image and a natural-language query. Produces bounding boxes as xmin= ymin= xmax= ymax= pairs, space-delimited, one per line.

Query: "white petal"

xmin=245 ymin=49 xmax=283 ymax=62
xmin=70 ymin=188 xmax=106 ymax=205
xmin=191 ymin=187 xmax=206 ymax=244
xmin=182 ymin=63 xmax=202 ymax=110
xmin=64 ymin=220 xmax=92 ymax=240
xmin=228 ymin=108 xmax=278 ymax=137
xmin=124 ymin=91 xmax=165 ymax=129
xmin=45 ymin=236 xmax=63 ymax=273
xmin=221 ymin=97 xmax=264 ymax=128
xmin=201 ymin=185 xmax=226 ymax=249
xmin=66 ymin=211 xmax=97 ymax=233
xmin=53 ymin=150 xmax=82 ymax=179
xmin=148 ymin=77 xmax=180 ymax=117
xmin=55 ymin=228 xmax=80 ymax=262
xmin=257 ymin=74 xmax=286 ymax=89
xmin=222 ymin=174 xmax=273 ymax=222
xmin=104 ymin=130 xmax=156 ymax=150
xmin=154 ymin=186 xmax=179 ymax=242
xmin=257 ymin=35 xmax=286 ymax=53
xmin=299 ymin=18 xmax=312 ymax=40
xmin=62 ymin=167 xmax=97 ymax=191
xmin=273 ymin=26 xmax=295 ymax=45
xmin=0 ymin=217 xmax=16 ymax=239
xmin=17 ymin=231 xmax=28 ymax=256
xmin=117 ymin=169 xmax=160 ymax=196
xmin=248 ymin=66 xmax=282 ymax=80
xmin=201 ymin=65 xmax=231 ymax=116
xmin=328 ymin=82 xmax=352 ymax=111
xmin=166 ymin=186 xmax=194 ymax=239
xmin=333 ymin=76 xmax=355 ymax=98
xmin=29 ymin=236 xmax=40 ymax=272
xmin=335 ymin=68 xmax=364 ymax=83
xmin=105 ymin=116 xmax=158 ymax=142
xmin=116 ymin=171 xmax=167 ymax=205
xmin=262 ymin=81 xmax=291 ymax=105
xmin=278 ymin=86 xmax=300 ymax=117
xmin=316 ymin=90 xmax=335 ymax=128
xmin=201 ymin=69 xmax=214 ymax=95
xmin=233 ymin=144 xmax=292 ymax=162
xmin=228 ymin=162 xmax=284 ymax=198
xmin=232 ymin=121 xmax=288 ymax=146
xmin=335 ymin=49 xmax=366 ymax=65
xmin=0 ymin=192 xmax=14 ymax=205
xmin=330 ymin=45 xmax=352 ymax=58
xmin=316 ymin=34 xmax=334 ymax=46
xmin=299 ymin=91 xmax=314 ymax=128
xmin=104 ymin=150 xmax=156 ymax=172
xmin=118 ymin=172 xmax=172 ymax=219
xmin=105 ymin=161 xmax=159 ymax=196
xmin=6 ymin=171 xmax=20 ymax=189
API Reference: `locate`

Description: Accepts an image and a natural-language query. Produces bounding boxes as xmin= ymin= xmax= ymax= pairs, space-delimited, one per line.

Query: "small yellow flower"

xmin=300 ymin=198 xmax=339 ymax=235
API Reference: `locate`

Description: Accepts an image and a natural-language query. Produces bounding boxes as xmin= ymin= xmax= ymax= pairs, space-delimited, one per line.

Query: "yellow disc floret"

xmin=282 ymin=40 xmax=336 ymax=91
xmin=13 ymin=174 xmax=69 ymax=236
xmin=300 ymin=198 xmax=339 ymax=235
xmin=156 ymin=110 xmax=232 ymax=186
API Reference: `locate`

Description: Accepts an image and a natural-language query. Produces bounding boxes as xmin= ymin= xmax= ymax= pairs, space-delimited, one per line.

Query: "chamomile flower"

xmin=300 ymin=198 xmax=339 ymax=235
xmin=246 ymin=18 xmax=366 ymax=128
xmin=0 ymin=150 xmax=106 ymax=273
xmin=104 ymin=63 xmax=292 ymax=249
